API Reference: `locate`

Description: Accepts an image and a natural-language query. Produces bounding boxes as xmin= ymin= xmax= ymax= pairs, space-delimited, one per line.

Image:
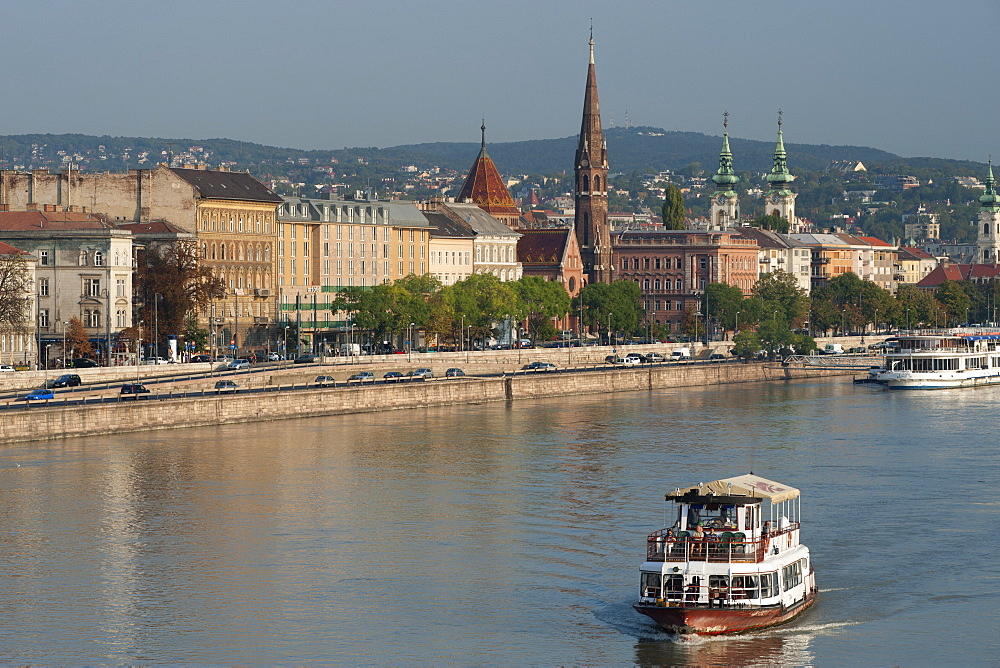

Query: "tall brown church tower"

xmin=574 ymin=33 xmax=612 ymax=285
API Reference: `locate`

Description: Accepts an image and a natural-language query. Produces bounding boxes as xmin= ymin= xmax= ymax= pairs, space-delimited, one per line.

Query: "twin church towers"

xmin=571 ymin=35 xmax=798 ymax=286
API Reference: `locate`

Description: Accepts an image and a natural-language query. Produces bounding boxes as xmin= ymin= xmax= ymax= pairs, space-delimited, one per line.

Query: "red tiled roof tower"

xmin=455 ymin=122 xmax=521 ymax=229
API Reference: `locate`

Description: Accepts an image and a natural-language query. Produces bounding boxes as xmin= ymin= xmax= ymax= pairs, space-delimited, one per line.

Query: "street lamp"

xmin=62 ymin=321 xmax=69 ymax=367
xmin=45 ymin=344 xmax=52 ymax=385
xmin=407 ymin=322 xmax=415 ymax=362
xmin=136 ymin=320 xmax=143 ymax=384
xmin=153 ymin=293 xmax=161 ymax=361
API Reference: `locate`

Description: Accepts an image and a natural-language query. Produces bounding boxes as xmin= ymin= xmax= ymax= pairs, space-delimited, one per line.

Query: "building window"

xmin=39 ymin=250 xmax=49 ymax=266
xmin=39 ymin=309 xmax=49 ymax=328
xmin=83 ymin=278 xmax=101 ymax=297
xmin=38 ymin=278 xmax=49 ymax=296
xmin=93 ymin=251 xmax=104 ymax=266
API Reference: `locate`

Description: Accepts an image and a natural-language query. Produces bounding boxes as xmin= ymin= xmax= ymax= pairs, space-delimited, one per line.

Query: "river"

xmin=0 ymin=377 xmax=996 ymax=664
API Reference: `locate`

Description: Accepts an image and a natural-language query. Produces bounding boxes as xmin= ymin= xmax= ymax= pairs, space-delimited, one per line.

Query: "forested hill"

xmin=385 ymin=126 xmax=903 ymax=175
xmin=0 ymin=128 xmax=984 ymax=178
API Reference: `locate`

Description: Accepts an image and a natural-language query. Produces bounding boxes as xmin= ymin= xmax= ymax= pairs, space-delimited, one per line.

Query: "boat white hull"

xmin=878 ymin=369 xmax=1000 ymax=389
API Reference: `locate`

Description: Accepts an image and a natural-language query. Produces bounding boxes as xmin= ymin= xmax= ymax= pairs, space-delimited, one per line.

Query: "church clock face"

xmin=716 ymin=195 xmax=727 ymax=205
xmin=770 ymin=194 xmax=782 ymax=204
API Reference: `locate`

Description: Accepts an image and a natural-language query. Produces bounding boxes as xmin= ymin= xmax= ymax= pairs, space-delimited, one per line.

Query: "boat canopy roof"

xmin=666 ymin=474 xmax=800 ymax=504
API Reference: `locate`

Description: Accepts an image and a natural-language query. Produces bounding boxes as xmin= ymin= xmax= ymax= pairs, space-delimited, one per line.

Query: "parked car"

xmin=227 ymin=359 xmax=251 ymax=370
xmin=191 ymin=354 xmax=212 ymax=363
xmin=709 ymin=352 xmax=727 ymax=362
xmin=144 ymin=357 xmax=170 ymax=365
xmin=20 ymin=388 xmax=54 ymax=401
xmin=214 ymin=380 xmax=239 ymax=394
xmin=267 ymin=352 xmax=284 ymax=361
xmin=0 ymin=365 xmax=15 ymax=372
xmin=348 ymin=371 xmax=375 ymax=383
xmin=624 ymin=353 xmax=643 ymax=364
xmin=51 ymin=373 xmax=81 ymax=388
xmin=445 ymin=368 xmax=465 ymax=377
xmin=522 ymin=361 xmax=557 ymax=372
xmin=293 ymin=354 xmax=320 ymax=364
xmin=407 ymin=368 xmax=434 ymax=379
xmin=120 ymin=383 xmax=150 ymax=399
xmin=641 ymin=352 xmax=666 ymax=363
xmin=71 ymin=358 xmax=99 ymax=368
xmin=314 ymin=375 xmax=336 ymax=386
xmin=383 ymin=371 xmax=404 ymax=382
xmin=606 ymin=356 xmax=637 ymax=367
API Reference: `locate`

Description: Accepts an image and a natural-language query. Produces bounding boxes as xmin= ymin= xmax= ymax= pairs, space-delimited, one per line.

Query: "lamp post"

xmin=460 ymin=314 xmax=465 ymax=353
xmin=103 ymin=289 xmax=112 ymax=367
xmin=136 ymin=321 xmax=143 ymax=384
xmin=62 ymin=321 xmax=69 ymax=367
xmin=45 ymin=344 xmax=52 ymax=384
xmin=466 ymin=325 xmax=472 ymax=363
xmin=407 ymin=322 xmax=415 ymax=362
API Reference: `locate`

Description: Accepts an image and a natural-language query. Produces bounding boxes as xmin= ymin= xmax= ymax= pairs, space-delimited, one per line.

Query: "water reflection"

xmin=0 ymin=378 xmax=995 ymax=663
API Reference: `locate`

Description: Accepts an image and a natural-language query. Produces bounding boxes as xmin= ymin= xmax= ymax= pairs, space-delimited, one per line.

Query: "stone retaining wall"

xmin=0 ymin=362 xmax=852 ymax=446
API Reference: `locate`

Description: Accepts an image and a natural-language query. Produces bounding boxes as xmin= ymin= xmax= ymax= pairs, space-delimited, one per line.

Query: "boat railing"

xmin=645 ymin=524 xmax=800 ymax=564
xmin=638 ymin=583 xmax=770 ymax=609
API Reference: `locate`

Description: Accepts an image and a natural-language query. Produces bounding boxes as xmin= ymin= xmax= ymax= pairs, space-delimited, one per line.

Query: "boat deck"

xmin=645 ymin=524 xmax=799 ymax=564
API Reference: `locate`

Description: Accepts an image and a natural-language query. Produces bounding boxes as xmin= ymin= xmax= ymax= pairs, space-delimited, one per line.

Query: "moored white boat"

xmin=876 ymin=329 xmax=1000 ymax=389
xmin=633 ymin=474 xmax=816 ymax=635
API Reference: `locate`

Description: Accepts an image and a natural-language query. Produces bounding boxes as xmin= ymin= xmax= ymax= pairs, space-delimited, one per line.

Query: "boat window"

xmin=731 ymin=575 xmax=759 ymax=599
xmin=759 ymin=571 xmax=778 ymax=598
xmin=663 ymin=574 xmax=683 ymax=600
xmin=687 ymin=504 xmax=739 ymax=530
xmin=782 ymin=561 xmax=803 ymax=591
xmin=641 ymin=572 xmax=661 ymax=598
xmin=709 ymin=575 xmax=729 ymax=590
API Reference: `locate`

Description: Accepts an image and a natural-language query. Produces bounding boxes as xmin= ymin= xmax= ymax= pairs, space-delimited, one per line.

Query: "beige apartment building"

xmin=0 ymin=165 xmax=283 ymax=351
xmin=275 ymin=195 xmax=432 ymax=348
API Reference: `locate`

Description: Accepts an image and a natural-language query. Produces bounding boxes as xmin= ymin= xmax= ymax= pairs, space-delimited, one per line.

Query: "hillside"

xmin=0 ymin=128 xmax=985 ymax=180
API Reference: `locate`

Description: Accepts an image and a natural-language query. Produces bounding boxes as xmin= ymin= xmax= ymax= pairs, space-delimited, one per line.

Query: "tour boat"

xmin=876 ymin=329 xmax=1000 ymax=389
xmin=633 ymin=474 xmax=816 ymax=635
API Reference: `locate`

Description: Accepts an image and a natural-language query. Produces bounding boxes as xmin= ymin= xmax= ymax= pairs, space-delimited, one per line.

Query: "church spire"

xmin=981 ymin=157 xmax=1000 ymax=211
xmin=766 ymin=110 xmax=795 ymax=192
xmin=574 ymin=29 xmax=612 ymax=284
xmin=711 ymin=112 xmax=739 ymax=192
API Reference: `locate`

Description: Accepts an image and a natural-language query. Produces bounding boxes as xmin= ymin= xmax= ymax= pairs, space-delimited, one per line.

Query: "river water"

xmin=0 ymin=377 xmax=996 ymax=665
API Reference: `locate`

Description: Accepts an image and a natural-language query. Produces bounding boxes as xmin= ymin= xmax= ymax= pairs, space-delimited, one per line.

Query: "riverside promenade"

xmin=0 ymin=342 xmax=861 ymax=445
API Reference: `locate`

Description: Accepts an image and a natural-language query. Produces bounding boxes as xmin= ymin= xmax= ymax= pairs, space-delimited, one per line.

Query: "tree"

xmin=65 ymin=316 xmax=92 ymax=358
xmin=753 ymin=270 xmax=810 ymax=328
xmin=703 ymin=282 xmax=745 ymax=334
xmin=751 ymin=214 xmax=790 ymax=234
xmin=512 ymin=276 xmax=570 ymax=342
xmin=893 ymin=285 xmax=939 ymax=329
xmin=135 ymin=240 xmax=225 ymax=351
xmin=661 ymin=184 xmax=686 ymax=230
xmin=757 ymin=312 xmax=794 ymax=359
xmin=731 ymin=330 xmax=760 ymax=361
xmin=579 ymin=281 xmax=642 ymax=342
xmin=936 ymin=280 xmax=972 ymax=326
xmin=450 ymin=273 xmax=520 ymax=344
xmin=0 ymin=250 xmax=32 ymax=362
xmin=681 ymin=305 xmax=704 ymax=341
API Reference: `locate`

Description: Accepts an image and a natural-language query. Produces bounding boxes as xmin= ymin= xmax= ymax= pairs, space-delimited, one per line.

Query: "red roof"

xmin=455 ymin=143 xmax=520 ymax=218
xmin=916 ymin=263 xmax=1000 ymax=288
xmin=856 ymin=236 xmax=894 ymax=247
xmin=0 ymin=240 xmax=28 ymax=256
xmin=0 ymin=210 xmax=112 ymax=230
xmin=898 ymin=246 xmax=934 ymax=260
xmin=516 ymin=229 xmax=571 ymax=265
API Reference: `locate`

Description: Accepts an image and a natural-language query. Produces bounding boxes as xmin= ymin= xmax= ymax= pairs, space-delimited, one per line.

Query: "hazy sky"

xmin=4 ymin=1 xmax=997 ymax=162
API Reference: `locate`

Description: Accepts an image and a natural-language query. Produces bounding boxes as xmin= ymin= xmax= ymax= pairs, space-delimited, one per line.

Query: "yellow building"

xmin=275 ymin=195 xmax=432 ymax=351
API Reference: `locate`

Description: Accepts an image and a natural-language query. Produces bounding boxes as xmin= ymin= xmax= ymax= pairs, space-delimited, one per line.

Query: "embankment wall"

xmin=0 ymin=363 xmax=850 ymax=446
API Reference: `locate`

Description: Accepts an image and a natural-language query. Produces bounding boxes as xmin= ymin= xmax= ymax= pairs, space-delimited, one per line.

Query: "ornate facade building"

xmin=574 ymin=35 xmax=613 ymax=284
xmin=0 ymin=209 xmax=132 ymax=364
xmin=0 ymin=165 xmax=282 ymax=349
xmin=614 ymin=229 xmax=759 ymax=334
xmin=764 ymin=113 xmax=799 ymax=230
xmin=976 ymin=160 xmax=1000 ymax=264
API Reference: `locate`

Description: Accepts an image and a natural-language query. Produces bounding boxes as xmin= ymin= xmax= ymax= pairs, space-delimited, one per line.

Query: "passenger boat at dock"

xmin=634 ymin=474 xmax=816 ymax=635
xmin=875 ymin=329 xmax=1000 ymax=389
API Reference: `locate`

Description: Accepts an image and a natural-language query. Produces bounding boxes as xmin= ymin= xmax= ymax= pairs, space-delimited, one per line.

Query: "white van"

xmin=670 ymin=347 xmax=691 ymax=361
xmin=823 ymin=343 xmax=844 ymax=355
